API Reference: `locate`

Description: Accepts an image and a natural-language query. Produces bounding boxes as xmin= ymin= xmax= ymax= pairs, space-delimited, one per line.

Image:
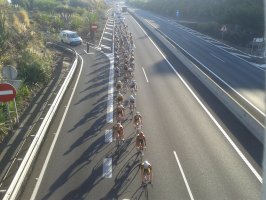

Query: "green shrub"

xmin=17 ymin=50 xmax=52 ymax=85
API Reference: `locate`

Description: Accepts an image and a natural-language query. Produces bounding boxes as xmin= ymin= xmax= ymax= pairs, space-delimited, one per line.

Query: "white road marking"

xmin=101 ymin=45 xmax=112 ymax=50
xmin=30 ymin=56 xmax=84 ymax=200
xmin=103 ymin=37 xmax=112 ymax=42
xmin=83 ymin=50 xmax=95 ymax=55
xmin=142 ymin=67 xmax=149 ymax=83
xmin=131 ymin=15 xmax=263 ymax=183
xmin=104 ymin=32 xmax=113 ymax=36
xmin=105 ymin=129 xmax=113 ymax=143
xmin=103 ymin=158 xmax=112 ymax=178
xmin=173 ymin=151 xmax=195 ymax=200
xmin=231 ymin=52 xmax=251 ymax=59
xmin=0 ymin=90 xmax=13 ymax=95
xmin=210 ymin=53 xmax=225 ymax=63
xmin=106 ymin=54 xmax=114 ymax=124
xmin=106 ymin=27 xmax=112 ymax=31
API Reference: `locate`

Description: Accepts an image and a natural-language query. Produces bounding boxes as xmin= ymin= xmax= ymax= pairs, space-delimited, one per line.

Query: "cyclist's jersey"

xmin=140 ymin=163 xmax=152 ymax=173
xmin=137 ymin=135 xmax=145 ymax=144
xmin=130 ymin=98 xmax=135 ymax=103
xmin=130 ymin=82 xmax=136 ymax=88
xmin=117 ymin=95 xmax=123 ymax=102
xmin=134 ymin=115 xmax=141 ymax=121
xmin=116 ymin=82 xmax=122 ymax=88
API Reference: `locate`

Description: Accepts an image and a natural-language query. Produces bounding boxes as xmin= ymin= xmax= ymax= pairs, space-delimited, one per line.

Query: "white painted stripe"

xmin=101 ymin=45 xmax=112 ymax=50
xmin=83 ymin=50 xmax=95 ymax=55
xmin=106 ymin=54 xmax=114 ymax=124
xmin=142 ymin=67 xmax=149 ymax=83
xmin=98 ymin=17 xmax=110 ymax=47
xmin=103 ymin=37 xmax=112 ymax=42
xmin=105 ymin=129 xmax=113 ymax=143
xmin=103 ymin=158 xmax=112 ymax=178
xmin=210 ymin=53 xmax=225 ymax=63
xmin=30 ymin=56 xmax=84 ymax=200
xmin=106 ymin=27 xmax=112 ymax=30
xmin=104 ymin=32 xmax=113 ymax=36
xmin=132 ymin=16 xmax=263 ymax=183
xmin=173 ymin=151 xmax=195 ymax=200
xmin=0 ymin=90 xmax=13 ymax=95
xmin=231 ymin=52 xmax=251 ymax=59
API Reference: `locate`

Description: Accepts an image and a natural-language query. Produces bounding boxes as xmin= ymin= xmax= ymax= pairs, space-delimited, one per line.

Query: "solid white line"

xmin=210 ymin=53 xmax=225 ymax=63
xmin=173 ymin=151 xmax=195 ymax=200
xmin=105 ymin=129 xmax=113 ymax=143
xmin=131 ymin=15 xmax=263 ymax=183
xmin=30 ymin=56 xmax=84 ymax=200
xmin=0 ymin=90 xmax=13 ymax=95
xmin=142 ymin=67 xmax=149 ymax=83
xmin=103 ymin=158 xmax=112 ymax=178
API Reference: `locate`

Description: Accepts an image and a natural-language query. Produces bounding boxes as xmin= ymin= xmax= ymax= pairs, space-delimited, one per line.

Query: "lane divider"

xmin=142 ymin=67 xmax=149 ymax=83
xmin=103 ymin=158 xmax=112 ymax=178
xmin=105 ymin=129 xmax=113 ymax=143
xmin=173 ymin=151 xmax=195 ymax=200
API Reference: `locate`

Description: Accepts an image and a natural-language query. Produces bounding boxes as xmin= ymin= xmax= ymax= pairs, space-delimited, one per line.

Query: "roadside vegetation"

xmin=0 ymin=0 xmax=108 ymax=141
xmin=127 ymin=0 xmax=264 ymax=48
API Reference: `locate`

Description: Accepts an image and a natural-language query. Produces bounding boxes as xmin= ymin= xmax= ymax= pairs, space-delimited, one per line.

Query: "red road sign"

xmin=91 ymin=25 xmax=98 ymax=31
xmin=0 ymin=83 xmax=16 ymax=102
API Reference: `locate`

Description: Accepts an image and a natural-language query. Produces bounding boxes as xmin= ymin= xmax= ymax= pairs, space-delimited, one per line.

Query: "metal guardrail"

xmin=3 ymin=45 xmax=78 ymax=200
xmin=129 ymin=10 xmax=264 ymax=143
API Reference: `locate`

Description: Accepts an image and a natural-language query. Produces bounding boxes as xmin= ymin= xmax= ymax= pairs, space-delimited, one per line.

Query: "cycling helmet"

xmin=143 ymin=161 xmax=150 ymax=169
xmin=136 ymin=111 xmax=140 ymax=115
xmin=130 ymin=95 xmax=134 ymax=99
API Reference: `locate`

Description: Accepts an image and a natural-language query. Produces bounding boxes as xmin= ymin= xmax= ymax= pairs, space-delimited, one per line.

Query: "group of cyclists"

xmin=112 ymin=17 xmax=153 ymax=186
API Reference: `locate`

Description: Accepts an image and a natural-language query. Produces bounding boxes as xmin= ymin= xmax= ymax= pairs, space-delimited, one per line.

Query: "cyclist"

xmin=140 ymin=160 xmax=152 ymax=184
xmin=133 ymin=111 xmax=142 ymax=129
xmin=116 ymin=80 xmax=123 ymax=92
xmin=117 ymin=92 xmax=124 ymax=105
xmin=136 ymin=131 xmax=146 ymax=151
xmin=113 ymin=122 xmax=124 ymax=141
xmin=130 ymin=80 xmax=137 ymax=94
xmin=116 ymin=104 xmax=125 ymax=122
xmin=129 ymin=95 xmax=136 ymax=113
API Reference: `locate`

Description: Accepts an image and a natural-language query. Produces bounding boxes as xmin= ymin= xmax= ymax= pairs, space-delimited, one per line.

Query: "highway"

xmin=17 ymin=12 xmax=263 ymax=200
xmin=131 ymin=9 xmax=265 ymax=118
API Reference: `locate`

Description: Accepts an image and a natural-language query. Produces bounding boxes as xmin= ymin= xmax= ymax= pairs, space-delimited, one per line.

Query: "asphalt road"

xmin=131 ymin=9 xmax=265 ymax=116
xmin=18 ymin=14 xmax=262 ymax=200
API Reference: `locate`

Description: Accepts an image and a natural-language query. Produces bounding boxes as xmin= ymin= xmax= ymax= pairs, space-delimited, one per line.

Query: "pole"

xmin=13 ymin=99 xmax=19 ymax=124
xmin=6 ymin=102 xmax=13 ymax=131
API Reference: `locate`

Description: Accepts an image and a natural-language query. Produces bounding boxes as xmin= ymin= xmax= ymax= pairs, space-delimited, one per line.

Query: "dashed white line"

xmin=173 ymin=151 xmax=195 ymax=200
xmin=103 ymin=158 xmax=112 ymax=178
xmin=142 ymin=67 xmax=149 ymax=83
xmin=210 ymin=53 xmax=225 ymax=63
xmin=105 ymin=129 xmax=113 ymax=143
